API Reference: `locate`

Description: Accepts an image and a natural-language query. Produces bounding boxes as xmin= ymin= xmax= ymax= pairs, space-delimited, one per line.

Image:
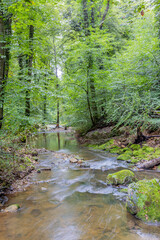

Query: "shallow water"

xmin=1 ymin=132 xmax=160 ymax=240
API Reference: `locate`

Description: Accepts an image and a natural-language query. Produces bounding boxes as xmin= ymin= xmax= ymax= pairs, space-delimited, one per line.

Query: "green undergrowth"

xmin=88 ymin=140 xmax=160 ymax=164
xmin=0 ymin=132 xmax=38 ymax=191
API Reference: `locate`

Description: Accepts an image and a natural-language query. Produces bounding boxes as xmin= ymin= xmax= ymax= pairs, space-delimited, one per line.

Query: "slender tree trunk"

xmin=18 ymin=54 xmax=24 ymax=81
xmin=54 ymin=43 xmax=60 ymax=128
xmin=43 ymin=79 xmax=47 ymax=125
xmin=0 ymin=3 xmax=11 ymax=129
xmin=0 ymin=7 xmax=5 ymax=129
xmin=88 ymin=54 xmax=98 ymax=123
xmin=25 ymin=25 xmax=34 ymax=117
xmin=82 ymin=0 xmax=98 ymax=125
xmin=100 ymin=0 xmax=110 ymax=29
xmin=91 ymin=0 xmax=95 ymax=28
xmin=87 ymin=78 xmax=94 ymax=125
xmin=82 ymin=0 xmax=90 ymax=36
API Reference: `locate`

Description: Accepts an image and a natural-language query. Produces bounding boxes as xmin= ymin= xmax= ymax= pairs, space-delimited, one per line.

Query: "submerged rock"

xmin=106 ymin=170 xmax=136 ymax=185
xmin=3 ymin=204 xmax=20 ymax=213
xmin=126 ymin=179 xmax=160 ymax=222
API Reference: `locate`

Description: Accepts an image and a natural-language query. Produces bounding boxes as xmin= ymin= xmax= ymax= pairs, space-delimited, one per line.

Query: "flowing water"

xmin=1 ymin=131 xmax=160 ymax=240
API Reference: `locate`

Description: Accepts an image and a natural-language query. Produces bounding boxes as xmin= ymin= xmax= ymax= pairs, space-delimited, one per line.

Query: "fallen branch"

xmin=137 ymin=157 xmax=160 ymax=169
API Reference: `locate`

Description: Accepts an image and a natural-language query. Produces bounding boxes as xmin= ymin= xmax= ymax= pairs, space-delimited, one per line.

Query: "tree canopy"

xmin=0 ymin=0 xmax=160 ymax=134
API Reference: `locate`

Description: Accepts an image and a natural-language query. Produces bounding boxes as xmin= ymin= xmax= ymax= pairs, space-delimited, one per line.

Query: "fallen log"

xmin=137 ymin=157 xmax=160 ymax=169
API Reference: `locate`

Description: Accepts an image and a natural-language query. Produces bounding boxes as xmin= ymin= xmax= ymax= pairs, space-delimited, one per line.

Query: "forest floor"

xmin=78 ymin=126 xmax=160 ymax=148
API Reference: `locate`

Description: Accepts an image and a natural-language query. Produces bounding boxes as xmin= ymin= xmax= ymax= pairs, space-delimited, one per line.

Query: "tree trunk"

xmin=100 ymin=0 xmax=110 ymax=29
xmin=0 ymin=5 xmax=5 ymax=129
xmin=54 ymin=43 xmax=60 ymax=128
xmin=134 ymin=126 xmax=147 ymax=144
xmin=0 ymin=4 xmax=11 ymax=129
xmin=82 ymin=0 xmax=90 ymax=36
xmin=82 ymin=0 xmax=98 ymax=125
xmin=25 ymin=25 xmax=34 ymax=117
xmin=43 ymin=79 xmax=47 ymax=125
xmin=88 ymin=54 xmax=98 ymax=124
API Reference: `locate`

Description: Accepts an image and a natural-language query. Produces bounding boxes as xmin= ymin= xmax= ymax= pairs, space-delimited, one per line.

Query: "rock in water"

xmin=4 ymin=204 xmax=20 ymax=213
xmin=106 ymin=170 xmax=136 ymax=185
xmin=126 ymin=179 xmax=160 ymax=222
xmin=41 ymin=187 xmax=48 ymax=192
xmin=70 ymin=158 xmax=78 ymax=163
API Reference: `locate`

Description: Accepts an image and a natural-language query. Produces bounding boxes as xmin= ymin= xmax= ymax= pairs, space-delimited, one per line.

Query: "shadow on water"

xmin=1 ymin=131 xmax=160 ymax=240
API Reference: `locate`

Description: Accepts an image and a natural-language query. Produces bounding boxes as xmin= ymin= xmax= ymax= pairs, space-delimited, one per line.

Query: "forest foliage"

xmin=0 ymin=0 xmax=160 ymax=135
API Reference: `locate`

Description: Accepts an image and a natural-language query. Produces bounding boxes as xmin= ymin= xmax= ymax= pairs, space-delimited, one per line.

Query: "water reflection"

xmin=29 ymin=132 xmax=79 ymax=153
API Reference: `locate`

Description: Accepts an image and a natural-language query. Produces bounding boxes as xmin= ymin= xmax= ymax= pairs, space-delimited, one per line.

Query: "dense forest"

xmin=0 ymin=0 xmax=160 ymax=135
xmin=2 ymin=1 xmax=160 ymax=236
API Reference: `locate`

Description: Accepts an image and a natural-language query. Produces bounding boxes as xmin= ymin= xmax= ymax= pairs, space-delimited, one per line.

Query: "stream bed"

xmin=1 ymin=131 xmax=160 ymax=240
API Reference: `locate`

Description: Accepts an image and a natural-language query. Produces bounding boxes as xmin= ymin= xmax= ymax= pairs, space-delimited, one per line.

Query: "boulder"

xmin=106 ymin=170 xmax=135 ymax=185
xmin=126 ymin=179 xmax=160 ymax=222
xmin=3 ymin=204 xmax=20 ymax=213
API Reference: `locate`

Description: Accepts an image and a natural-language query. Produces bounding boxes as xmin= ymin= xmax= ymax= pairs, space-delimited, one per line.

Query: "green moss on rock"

xmin=109 ymin=146 xmax=121 ymax=154
xmin=106 ymin=170 xmax=135 ymax=185
xmin=142 ymin=146 xmax=154 ymax=153
xmin=130 ymin=144 xmax=141 ymax=150
xmin=117 ymin=154 xmax=131 ymax=161
xmin=126 ymin=179 xmax=160 ymax=222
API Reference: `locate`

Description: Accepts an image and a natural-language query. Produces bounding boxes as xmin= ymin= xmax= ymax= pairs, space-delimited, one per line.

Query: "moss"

xmin=109 ymin=146 xmax=121 ymax=154
xmin=106 ymin=170 xmax=136 ymax=185
xmin=131 ymin=157 xmax=140 ymax=163
xmin=120 ymin=188 xmax=128 ymax=193
xmin=132 ymin=149 xmax=144 ymax=156
xmin=124 ymin=150 xmax=133 ymax=155
xmin=130 ymin=144 xmax=141 ymax=150
xmin=117 ymin=154 xmax=131 ymax=161
xmin=126 ymin=179 xmax=160 ymax=222
xmin=121 ymin=147 xmax=131 ymax=153
xmin=142 ymin=146 xmax=154 ymax=153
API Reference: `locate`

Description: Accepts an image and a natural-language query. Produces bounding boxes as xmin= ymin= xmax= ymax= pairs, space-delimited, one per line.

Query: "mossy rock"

xmin=131 ymin=158 xmax=140 ymax=164
xmin=3 ymin=204 xmax=20 ymax=213
xmin=117 ymin=154 xmax=131 ymax=161
xmin=154 ymin=150 xmax=160 ymax=156
xmin=106 ymin=170 xmax=136 ymax=185
xmin=121 ymin=147 xmax=131 ymax=153
xmin=124 ymin=150 xmax=133 ymax=155
xmin=109 ymin=146 xmax=121 ymax=154
xmin=126 ymin=179 xmax=160 ymax=222
xmin=130 ymin=144 xmax=141 ymax=150
xmin=132 ymin=149 xmax=144 ymax=156
xmin=142 ymin=146 xmax=154 ymax=153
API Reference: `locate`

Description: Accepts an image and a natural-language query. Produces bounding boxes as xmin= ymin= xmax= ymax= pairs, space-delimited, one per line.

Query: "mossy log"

xmin=137 ymin=157 xmax=160 ymax=169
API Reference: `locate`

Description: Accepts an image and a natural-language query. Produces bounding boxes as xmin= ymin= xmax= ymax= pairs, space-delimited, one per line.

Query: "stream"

xmin=1 ymin=131 xmax=160 ymax=240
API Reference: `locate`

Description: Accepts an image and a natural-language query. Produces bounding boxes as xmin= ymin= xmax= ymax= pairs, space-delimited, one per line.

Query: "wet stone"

xmin=41 ymin=187 xmax=48 ymax=192
xmin=3 ymin=204 xmax=20 ymax=213
xmin=30 ymin=209 xmax=42 ymax=217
